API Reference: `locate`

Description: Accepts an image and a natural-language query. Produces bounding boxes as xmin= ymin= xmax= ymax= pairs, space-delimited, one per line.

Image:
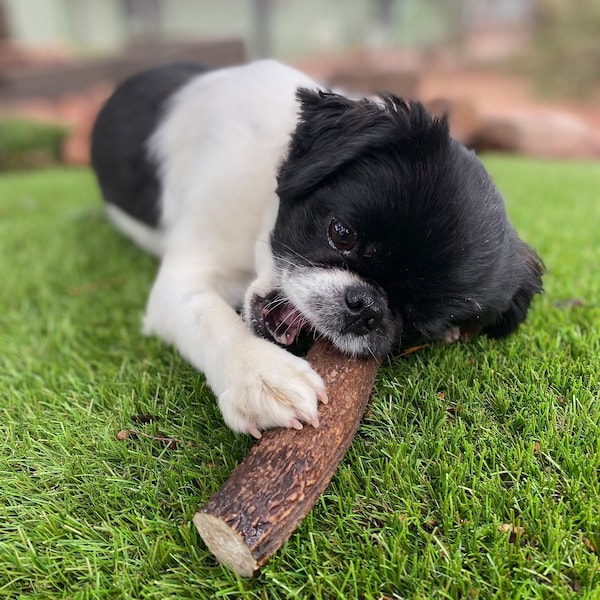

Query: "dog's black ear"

xmin=276 ymin=88 xmax=448 ymax=203
xmin=277 ymin=89 xmax=382 ymax=203
xmin=483 ymin=243 xmax=544 ymax=338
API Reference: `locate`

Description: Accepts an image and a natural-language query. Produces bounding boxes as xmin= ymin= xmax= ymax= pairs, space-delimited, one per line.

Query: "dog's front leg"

xmin=142 ymin=257 xmax=327 ymax=437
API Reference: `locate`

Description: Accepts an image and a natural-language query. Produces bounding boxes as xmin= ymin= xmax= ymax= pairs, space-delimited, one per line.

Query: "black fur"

xmin=273 ymin=89 xmax=544 ymax=348
xmin=90 ymin=62 xmax=209 ymax=226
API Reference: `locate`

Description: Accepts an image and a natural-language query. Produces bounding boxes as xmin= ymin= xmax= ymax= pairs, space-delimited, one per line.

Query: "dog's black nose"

xmin=343 ymin=286 xmax=383 ymax=335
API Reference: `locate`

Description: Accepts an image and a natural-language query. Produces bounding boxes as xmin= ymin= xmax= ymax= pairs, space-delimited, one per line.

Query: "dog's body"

xmin=91 ymin=60 xmax=543 ymax=437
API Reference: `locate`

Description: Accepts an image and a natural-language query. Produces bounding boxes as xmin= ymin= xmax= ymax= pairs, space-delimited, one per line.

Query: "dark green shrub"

xmin=0 ymin=119 xmax=68 ymax=171
xmin=527 ymin=0 xmax=600 ymax=97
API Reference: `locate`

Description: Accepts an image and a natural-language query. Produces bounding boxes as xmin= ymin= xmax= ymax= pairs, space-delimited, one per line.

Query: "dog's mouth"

xmin=250 ymin=292 xmax=310 ymax=346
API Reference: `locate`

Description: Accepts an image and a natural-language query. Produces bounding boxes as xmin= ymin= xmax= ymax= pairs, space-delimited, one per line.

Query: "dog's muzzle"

xmin=247 ymin=284 xmax=398 ymax=358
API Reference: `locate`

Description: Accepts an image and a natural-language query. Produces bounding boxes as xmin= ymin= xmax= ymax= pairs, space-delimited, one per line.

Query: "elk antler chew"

xmin=193 ymin=339 xmax=382 ymax=576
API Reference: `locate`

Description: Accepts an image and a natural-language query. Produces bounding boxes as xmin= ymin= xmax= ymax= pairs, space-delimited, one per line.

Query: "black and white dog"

xmin=91 ymin=60 xmax=543 ymax=437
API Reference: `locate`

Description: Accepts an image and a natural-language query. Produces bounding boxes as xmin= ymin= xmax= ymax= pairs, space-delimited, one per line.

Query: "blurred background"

xmin=0 ymin=0 xmax=599 ymax=168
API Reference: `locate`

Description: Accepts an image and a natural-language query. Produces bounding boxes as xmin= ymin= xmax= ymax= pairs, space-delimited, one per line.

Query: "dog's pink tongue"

xmin=264 ymin=303 xmax=305 ymax=346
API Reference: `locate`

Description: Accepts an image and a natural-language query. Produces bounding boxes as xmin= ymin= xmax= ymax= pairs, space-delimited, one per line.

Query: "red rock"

xmin=328 ymin=66 xmax=422 ymax=100
xmin=5 ymin=98 xmax=59 ymax=123
xmin=475 ymin=110 xmax=600 ymax=158
xmin=425 ymin=97 xmax=483 ymax=146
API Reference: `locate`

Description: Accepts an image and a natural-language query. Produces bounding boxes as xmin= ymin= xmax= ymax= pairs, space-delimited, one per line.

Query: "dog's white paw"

xmin=217 ymin=338 xmax=328 ymax=437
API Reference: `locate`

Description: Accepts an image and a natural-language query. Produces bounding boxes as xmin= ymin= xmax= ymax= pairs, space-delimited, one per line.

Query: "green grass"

xmin=1 ymin=158 xmax=599 ymax=599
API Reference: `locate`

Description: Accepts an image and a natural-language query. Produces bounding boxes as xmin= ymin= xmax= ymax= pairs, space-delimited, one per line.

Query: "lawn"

xmin=0 ymin=157 xmax=599 ymax=599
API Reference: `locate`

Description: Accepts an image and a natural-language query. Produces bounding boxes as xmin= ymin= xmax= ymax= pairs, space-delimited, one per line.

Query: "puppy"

xmin=91 ymin=60 xmax=543 ymax=437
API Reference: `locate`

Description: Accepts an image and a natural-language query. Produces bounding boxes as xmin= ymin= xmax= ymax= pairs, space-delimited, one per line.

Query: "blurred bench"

xmin=0 ymin=38 xmax=245 ymax=101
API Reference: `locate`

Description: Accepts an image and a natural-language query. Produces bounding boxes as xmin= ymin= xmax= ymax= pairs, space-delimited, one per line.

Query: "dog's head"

xmin=247 ymin=89 xmax=543 ymax=357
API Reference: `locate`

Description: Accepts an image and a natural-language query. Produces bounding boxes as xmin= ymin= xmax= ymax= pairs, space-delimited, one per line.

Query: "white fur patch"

xmin=136 ymin=60 xmax=329 ymax=435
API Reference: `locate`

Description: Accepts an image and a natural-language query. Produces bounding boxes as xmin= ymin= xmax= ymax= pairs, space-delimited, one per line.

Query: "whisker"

xmin=272 ymin=255 xmax=304 ymax=271
xmin=312 ymin=330 xmax=326 ymax=344
xmin=365 ymin=343 xmax=378 ymax=361
xmin=264 ymin=296 xmax=288 ymax=311
xmin=277 ymin=242 xmax=317 ymax=268
xmin=271 ymin=312 xmax=309 ymax=344
xmin=253 ymin=237 xmax=316 ymax=268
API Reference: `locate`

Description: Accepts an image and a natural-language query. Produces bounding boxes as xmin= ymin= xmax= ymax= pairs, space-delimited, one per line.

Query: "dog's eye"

xmin=328 ymin=218 xmax=358 ymax=253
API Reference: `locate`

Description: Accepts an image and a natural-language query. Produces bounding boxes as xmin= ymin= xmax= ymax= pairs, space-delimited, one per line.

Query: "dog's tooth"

xmin=274 ymin=331 xmax=288 ymax=345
